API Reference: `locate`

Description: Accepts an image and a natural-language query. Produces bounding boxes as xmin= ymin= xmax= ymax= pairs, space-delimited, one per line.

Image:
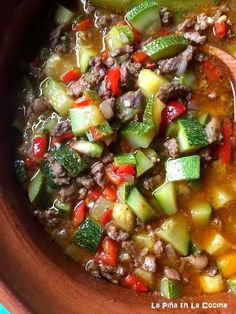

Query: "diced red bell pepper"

xmin=75 ymin=18 xmax=92 ymax=32
xmin=101 ymin=50 xmax=109 ymax=62
xmin=214 ymin=20 xmax=228 ymax=39
xmin=160 ymin=100 xmax=186 ymax=131
xmin=88 ymin=189 xmax=101 ymax=201
xmin=132 ymin=29 xmax=141 ymax=42
xmin=25 ymin=158 xmax=38 ymax=169
xmin=105 ymin=165 xmax=122 ymax=185
xmin=61 ymin=69 xmax=81 ymax=84
xmin=123 ymin=274 xmax=148 ymax=292
xmin=73 ymin=96 xmax=91 ymax=108
xmin=132 ymin=51 xmax=148 ymax=63
xmin=95 ymin=237 xmax=118 ymax=266
xmin=51 ymin=131 xmax=74 ymax=147
xmin=218 ymin=120 xmax=232 ymax=165
xmin=32 ymin=135 xmax=47 ymax=159
xmin=116 ymin=164 xmax=136 ymax=177
xmin=73 ymin=200 xmax=86 ymax=226
xmin=101 ymin=208 xmax=113 ymax=225
xmin=106 ymin=67 xmax=121 ymax=97
xmin=103 ymin=185 xmax=117 ymax=202
xmin=159 ymin=26 xmax=170 ymax=36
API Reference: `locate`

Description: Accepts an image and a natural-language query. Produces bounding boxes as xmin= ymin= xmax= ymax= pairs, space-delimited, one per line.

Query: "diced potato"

xmin=133 ymin=267 xmax=155 ymax=289
xmin=217 ymin=251 xmax=236 ymax=277
xmin=199 ymin=274 xmax=225 ymax=294
xmin=137 ymin=69 xmax=167 ymax=97
xmin=112 ymin=203 xmax=135 ymax=233
xmin=132 ymin=232 xmax=155 ymax=250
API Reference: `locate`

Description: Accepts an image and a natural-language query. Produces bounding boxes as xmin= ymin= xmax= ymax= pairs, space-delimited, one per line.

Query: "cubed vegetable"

xmin=138 ymin=69 xmax=167 ymax=97
xmin=217 ymin=251 xmax=236 ymax=277
xmin=199 ymin=274 xmax=225 ymax=294
xmin=190 ymin=202 xmax=212 ymax=226
xmin=112 ymin=203 xmax=136 ymax=233
xmin=160 ymin=279 xmax=181 ymax=299
xmin=106 ymin=25 xmax=134 ymax=51
xmin=121 ymin=122 xmax=155 ymax=148
xmin=153 ymin=182 xmax=178 ymax=216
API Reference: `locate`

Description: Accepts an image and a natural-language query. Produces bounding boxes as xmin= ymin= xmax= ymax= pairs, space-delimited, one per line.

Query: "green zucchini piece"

xmin=143 ymin=96 xmax=155 ymax=128
xmin=178 ymin=70 xmax=196 ymax=88
xmin=43 ymin=114 xmax=59 ymax=133
xmin=41 ymin=160 xmax=57 ymax=189
xmin=78 ymin=46 xmax=98 ymax=73
xmin=53 ymin=198 xmax=71 ymax=218
xmin=73 ymin=217 xmax=103 ymax=253
xmin=15 ymin=160 xmax=27 ymax=184
xmin=166 ymin=122 xmax=179 ymax=137
xmin=71 ymin=140 xmax=103 ymax=158
xmin=114 ymin=154 xmax=137 ymax=166
xmin=121 ymin=122 xmax=155 ymax=148
xmin=198 ymin=113 xmax=209 ymax=127
xmin=160 ymin=278 xmax=181 ymax=299
xmin=156 ymin=215 xmax=190 ymax=256
xmin=228 ymin=277 xmax=236 ymax=293
xmin=177 ymin=117 xmax=208 ymax=153
xmin=112 ymin=203 xmax=136 ymax=233
xmin=126 ymin=187 xmax=157 ymax=222
xmin=143 ymin=148 xmax=159 ymax=163
xmin=166 ymin=155 xmax=201 ymax=182
xmin=51 ymin=145 xmax=87 ymax=177
xmin=70 ymin=105 xmax=104 ymax=136
xmin=190 ymin=202 xmax=212 ymax=226
xmin=143 ymin=35 xmax=189 ymax=61
xmin=83 ymin=90 xmax=102 ymax=106
xmin=135 ymin=150 xmax=153 ymax=177
xmin=28 ymin=170 xmax=46 ymax=204
xmin=126 ymin=0 xmax=161 ymax=35
xmin=41 ymin=78 xmax=73 ymax=117
xmin=118 ymin=183 xmax=135 ymax=203
xmin=106 ymin=25 xmax=134 ymax=51
xmin=86 ymin=121 xmax=114 ymax=142
xmin=54 ymin=5 xmax=75 ymax=25
xmin=153 ymin=182 xmax=178 ymax=216
xmin=138 ymin=70 xmax=167 ymax=97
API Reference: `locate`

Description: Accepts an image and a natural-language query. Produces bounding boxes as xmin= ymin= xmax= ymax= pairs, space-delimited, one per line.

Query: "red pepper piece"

xmin=132 ymin=51 xmax=148 ymax=63
xmin=32 ymin=135 xmax=47 ymax=159
xmin=61 ymin=69 xmax=81 ymax=84
xmin=88 ymin=189 xmax=101 ymax=201
xmin=51 ymin=131 xmax=74 ymax=147
xmin=101 ymin=50 xmax=109 ymax=62
xmin=132 ymin=29 xmax=141 ymax=42
xmin=116 ymin=164 xmax=136 ymax=177
xmin=73 ymin=96 xmax=91 ymax=108
xmin=160 ymin=100 xmax=186 ymax=131
xmin=95 ymin=237 xmax=118 ymax=266
xmin=159 ymin=26 xmax=170 ymax=36
xmin=103 ymin=185 xmax=117 ymax=202
xmin=218 ymin=120 xmax=232 ymax=165
xmin=25 ymin=158 xmax=38 ymax=169
xmin=75 ymin=18 xmax=92 ymax=32
xmin=105 ymin=165 xmax=122 ymax=185
xmin=106 ymin=67 xmax=121 ymax=97
xmin=214 ymin=20 xmax=228 ymax=39
xmin=123 ymin=275 xmax=148 ymax=292
xmin=101 ymin=208 xmax=113 ymax=225
xmin=73 ymin=200 xmax=86 ymax=226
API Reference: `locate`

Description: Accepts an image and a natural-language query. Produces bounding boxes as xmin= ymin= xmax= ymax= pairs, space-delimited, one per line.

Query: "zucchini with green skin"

xmin=28 ymin=170 xmax=46 ymax=205
xmin=54 ymin=5 xmax=75 ymax=24
xmin=143 ymin=35 xmax=189 ymax=61
xmin=112 ymin=203 xmax=136 ymax=233
xmin=106 ymin=25 xmax=134 ymax=51
xmin=86 ymin=121 xmax=114 ymax=142
xmin=177 ymin=117 xmax=208 ymax=153
xmin=71 ymin=140 xmax=103 ymax=158
xmin=118 ymin=183 xmax=134 ymax=203
xmin=114 ymin=154 xmax=137 ymax=166
xmin=190 ymin=202 xmax=212 ymax=226
xmin=125 ymin=1 xmax=161 ymax=35
xmin=143 ymin=96 xmax=155 ymax=128
xmin=156 ymin=215 xmax=190 ymax=256
xmin=138 ymin=70 xmax=167 ymax=97
xmin=73 ymin=217 xmax=103 ymax=253
xmin=70 ymin=105 xmax=105 ymax=136
xmin=160 ymin=279 xmax=181 ymax=299
xmin=41 ymin=78 xmax=73 ymax=117
xmin=126 ymin=187 xmax=157 ymax=222
xmin=153 ymin=182 xmax=178 ymax=216
xmin=135 ymin=150 xmax=153 ymax=177
xmin=78 ymin=46 xmax=98 ymax=73
xmin=166 ymin=155 xmax=201 ymax=182
xmin=228 ymin=277 xmax=236 ymax=293
xmin=41 ymin=160 xmax=57 ymax=189
xmin=51 ymin=145 xmax=87 ymax=177
xmin=15 ymin=160 xmax=27 ymax=184
xmin=53 ymin=198 xmax=71 ymax=218
xmin=121 ymin=122 xmax=155 ymax=148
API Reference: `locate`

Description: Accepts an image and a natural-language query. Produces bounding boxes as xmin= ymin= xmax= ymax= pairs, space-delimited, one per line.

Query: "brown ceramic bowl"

xmin=0 ymin=1 xmax=236 ymax=313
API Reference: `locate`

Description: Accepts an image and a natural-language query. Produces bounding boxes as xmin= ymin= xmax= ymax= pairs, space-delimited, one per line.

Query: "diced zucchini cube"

xmin=190 ymin=202 xmax=212 ymax=226
xmin=138 ymin=69 xmax=167 ymax=97
xmin=153 ymin=182 xmax=178 ymax=216
xmin=135 ymin=150 xmax=153 ymax=177
xmin=217 ymin=251 xmax=236 ymax=277
xmin=121 ymin=122 xmax=155 ymax=148
xmin=160 ymin=279 xmax=181 ymax=299
xmin=105 ymin=25 xmax=134 ymax=50
xmin=112 ymin=203 xmax=136 ymax=233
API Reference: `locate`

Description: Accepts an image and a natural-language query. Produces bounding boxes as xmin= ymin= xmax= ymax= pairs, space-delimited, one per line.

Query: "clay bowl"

xmin=0 ymin=1 xmax=236 ymax=313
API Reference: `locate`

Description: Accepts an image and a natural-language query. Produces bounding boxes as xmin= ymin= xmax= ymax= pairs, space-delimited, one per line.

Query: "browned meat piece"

xmin=160 ymin=7 xmax=173 ymax=26
xmin=164 ymin=138 xmax=179 ymax=158
xmin=177 ymin=18 xmax=195 ymax=32
xmin=165 ymin=244 xmax=177 ymax=262
xmin=122 ymin=241 xmax=139 ymax=259
xmin=142 ymin=174 xmax=162 ymax=191
xmin=183 ymin=31 xmax=206 ymax=44
xmin=109 ymin=45 xmax=134 ymax=58
xmin=153 ymin=240 xmax=164 ymax=258
xmin=68 ymin=76 xmax=92 ymax=98
xmin=199 ymin=148 xmax=212 ymax=162
xmin=95 ymin=12 xmax=121 ymax=30
xmin=125 ymin=62 xmax=142 ymax=78
xmin=101 ymin=150 xmax=114 ymax=164
xmin=157 ymin=82 xmax=191 ymax=103
xmin=115 ymin=90 xmax=144 ymax=119
xmin=164 ymin=267 xmax=181 ymax=281
xmin=33 ymin=209 xmax=62 ymax=228
xmin=142 ymin=255 xmax=156 ymax=272
xmin=185 ymin=255 xmax=208 ymax=270
xmin=44 ymin=153 xmax=70 ymax=186
xmin=98 ymin=79 xmax=112 ymax=100
xmin=89 ymin=57 xmax=107 ymax=84
xmin=76 ymin=175 xmax=95 ymax=189
xmin=50 ymin=120 xmax=71 ymax=137
xmin=29 ymin=64 xmax=46 ymax=81
xmin=195 ymin=13 xmax=214 ymax=31
xmin=158 ymin=45 xmax=195 ymax=74
xmin=105 ymin=223 xmax=130 ymax=241
xmin=50 ymin=23 xmax=69 ymax=53
xmin=91 ymin=162 xmax=107 ymax=187
xmin=58 ymin=182 xmax=78 ymax=203
xmin=204 ymin=117 xmax=221 ymax=144
xmin=105 ymin=56 xmax=119 ymax=69
xmin=27 ymin=97 xmax=50 ymax=117
xmin=85 ymin=260 xmax=101 ymax=278
xmin=99 ymin=98 xmax=115 ymax=119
